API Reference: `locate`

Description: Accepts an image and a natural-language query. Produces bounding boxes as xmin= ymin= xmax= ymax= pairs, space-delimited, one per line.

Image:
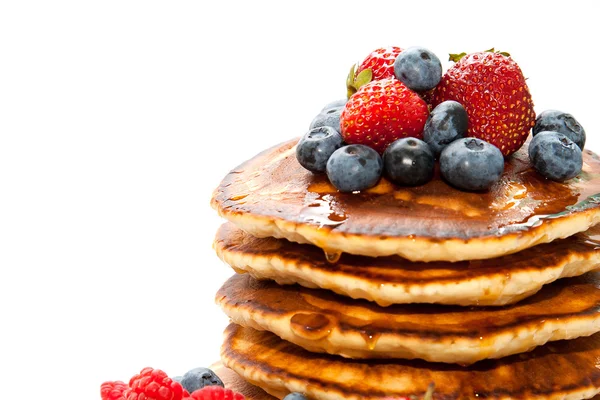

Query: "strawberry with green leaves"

xmin=347 ymin=46 xmax=402 ymax=97
xmin=432 ymin=50 xmax=535 ymax=156
xmin=340 ymin=78 xmax=429 ymax=154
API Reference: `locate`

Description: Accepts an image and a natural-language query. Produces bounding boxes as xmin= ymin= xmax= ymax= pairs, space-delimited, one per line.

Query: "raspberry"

xmin=127 ymin=367 xmax=185 ymax=400
xmin=188 ymin=386 xmax=245 ymax=400
xmin=101 ymin=381 xmax=129 ymax=400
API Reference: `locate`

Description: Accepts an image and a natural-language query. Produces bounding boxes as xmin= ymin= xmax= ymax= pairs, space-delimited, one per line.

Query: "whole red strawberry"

xmin=432 ymin=51 xmax=535 ymax=156
xmin=357 ymin=46 xmax=402 ymax=81
xmin=341 ymin=78 xmax=429 ymax=154
xmin=347 ymin=47 xmax=402 ymax=97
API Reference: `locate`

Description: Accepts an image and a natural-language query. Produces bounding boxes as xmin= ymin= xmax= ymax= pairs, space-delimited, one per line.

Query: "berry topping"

xmin=101 ymin=381 xmax=130 ymax=400
xmin=180 ymin=367 xmax=224 ymax=394
xmin=340 ymin=78 xmax=429 ymax=154
xmin=533 ymin=110 xmax=586 ymax=150
xmin=326 ymin=145 xmax=383 ymax=192
xmin=529 ymin=131 xmax=583 ymax=182
xmin=128 ymin=367 xmax=185 ymax=400
xmin=283 ymin=393 xmax=308 ymax=400
xmin=393 ymin=46 xmax=442 ymax=91
xmin=383 ymin=138 xmax=434 ymax=186
xmin=186 ymin=386 xmax=245 ymax=400
xmin=432 ymin=51 xmax=535 ymax=156
xmin=321 ymin=99 xmax=347 ymax=113
xmin=423 ymin=100 xmax=469 ymax=156
xmin=309 ymin=106 xmax=342 ymax=132
xmin=440 ymin=138 xmax=504 ymax=191
xmin=347 ymin=46 xmax=403 ymax=97
xmin=296 ymin=126 xmax=344 ymax=173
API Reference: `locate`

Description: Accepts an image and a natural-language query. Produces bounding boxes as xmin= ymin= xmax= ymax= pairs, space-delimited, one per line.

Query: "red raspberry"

xmin=188 ymin=386 xmax=245 ymax=400
xmin=101 ymin=381 xmax=129 ymax=400
xmin=127 ymin=367 xmax=185 ymax=400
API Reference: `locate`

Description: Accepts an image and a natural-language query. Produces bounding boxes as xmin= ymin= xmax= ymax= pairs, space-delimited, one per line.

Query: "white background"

xmin=1 ymin=1 xmax=599 ymax=398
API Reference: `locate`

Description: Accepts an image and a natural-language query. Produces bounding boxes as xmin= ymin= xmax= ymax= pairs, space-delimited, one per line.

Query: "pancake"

xmin=214 ymin=223 xmax=600 ymax=306
xmin=217 ymin=273 xmax=600 ymax=364
xmin=222 ymin=324 xmax=600 ymax=400
xmin=210 ymin=362 xmax=276 ymax=400
xmin=211 ymin=139 xmax=600 ymax=262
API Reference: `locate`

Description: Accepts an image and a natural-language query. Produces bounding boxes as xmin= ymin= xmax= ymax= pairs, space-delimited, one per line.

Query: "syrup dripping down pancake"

xmin=217 ymin=273 xmax=600 ymax=364
xmin=211 ymin=139 xmax=600 ymax=261
xmin=214 ymin=223 xmax=600 ymax=306
xmin=221 ymin=324 xmax=600 ymax=400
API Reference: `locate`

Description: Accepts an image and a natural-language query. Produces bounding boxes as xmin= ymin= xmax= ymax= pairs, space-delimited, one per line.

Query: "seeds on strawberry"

xmin=347 ymin=46 xmax=403 ymax=96
xmin=432 ymin=51 xmax=535 ymax=156
xmin=341 ymin=78 xmax=429 ymax=154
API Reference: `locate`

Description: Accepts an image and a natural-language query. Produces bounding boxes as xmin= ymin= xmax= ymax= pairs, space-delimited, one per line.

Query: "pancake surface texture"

xmin=217 ymin=273 xmax=600 ymax=364
xmin=222 ymin=324 xmax=600 ymax=400
xmin=215 ymin=223 xmax=600 ymax=306
xmin=211 ymin=139 xmax=600 ymax=261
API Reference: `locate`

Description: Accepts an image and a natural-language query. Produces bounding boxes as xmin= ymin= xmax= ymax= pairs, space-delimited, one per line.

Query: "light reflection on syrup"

xmin=358 ymin=326 xmax=382 ymax=351
xmin=492 ymin=182 xmax=529 ymax=211
xmin=324 ymin=250 xmax=342 ymax=264
xmin=290 ymin=312 xmax=333 ymax=340
xmin=300 ymin=193 xmax=347 ymax=227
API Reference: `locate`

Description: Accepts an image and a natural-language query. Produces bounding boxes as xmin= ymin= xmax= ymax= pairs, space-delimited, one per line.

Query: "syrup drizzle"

xmin=300 ymin=193 xmax=347 ymax=227
xmin=290 ymin=312 xmax=333 ymax=340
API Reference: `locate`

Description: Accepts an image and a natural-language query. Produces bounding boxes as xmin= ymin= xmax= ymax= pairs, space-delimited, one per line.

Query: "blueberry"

xmin=309 ymin=107 xmax=343 ymax=131
xmin=321 ymin=99 xmax=347 ymax=112
xmin=296 ymin=126 xmax=344 ymax=173
xmin=283 ymin=393 xmax=308 ymax=400
xmin=326 ymin=145 xmax=383 ymax=192
xmin=440 ymin=138 xmax=504 ymax=191
xmin=423 ymin=100 xmax=468 ymax=156
xmin=172 ymin=376 xmax=183 ymax=383
xmin=393 ymin=46 xmax=442 ymax=91
xmin=180 ymin=367 xmax=224 ymax=393
xmin=383 ymin=138 xmax=434 ymax=186
xmin=529 ymin=131 xmax=583 ymax=182
xmin=533 ymin=110 xmax=586 ymax=150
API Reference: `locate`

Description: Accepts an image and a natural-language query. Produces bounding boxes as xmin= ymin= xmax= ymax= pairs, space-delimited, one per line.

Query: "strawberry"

xmin=340 ymin=78 xmax=429 ymax=154
xmin=432 ymin=51 xmax=535 ymax=156
xmin=347 ymin=47 xmax=402 ymax=97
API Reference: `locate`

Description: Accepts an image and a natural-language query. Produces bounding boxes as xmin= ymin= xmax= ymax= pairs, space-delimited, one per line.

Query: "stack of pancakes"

xmin=210 ymin=139 xmax=600 ymax=399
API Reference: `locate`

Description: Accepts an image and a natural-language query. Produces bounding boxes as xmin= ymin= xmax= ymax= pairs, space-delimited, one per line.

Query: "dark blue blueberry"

xmin=180 ymin=367 xmax=224 ymax=393
xmin=529 ymin=131 xmax=583 ymax=182
xmin=393 ymin=46 xmax=442 ymax=91
xmin=283 ymin=393 xmax=308 ymax=400
xmin=321 ymin=99 xmax=347 ymax=112
xmin=423 ymin=100 xmax=468 ymax=156
xmin=309 ymin=106 xmax=343 ymax=131
xmin=533 ymin=110 xmax=586 ymax=150
xmin=440 ymin=138 xmax=504 ymax=191
xmin=383 ymin=138 xmax=434 ymax=186
xmin=326 ymin=145 xmax=383 ymax=192
xmin=296 ymin=126 xmax=344 ymax=173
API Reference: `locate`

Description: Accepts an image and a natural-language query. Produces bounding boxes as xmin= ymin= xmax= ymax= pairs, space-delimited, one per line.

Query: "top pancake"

xmin=212 ymin=139 xmax=600 ymax=261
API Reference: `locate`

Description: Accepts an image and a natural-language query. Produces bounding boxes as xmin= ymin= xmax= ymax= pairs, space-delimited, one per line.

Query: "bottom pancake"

xmin=222 ymin=324 xmax=600 ymax=400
